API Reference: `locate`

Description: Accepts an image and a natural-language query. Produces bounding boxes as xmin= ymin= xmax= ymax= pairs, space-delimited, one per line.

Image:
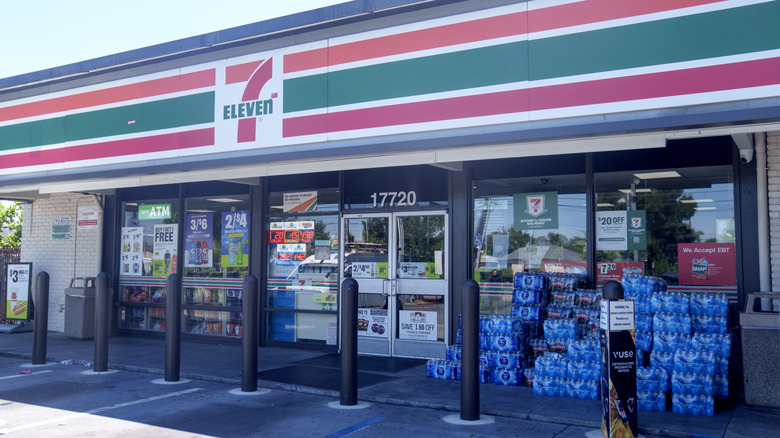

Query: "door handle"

xmin=382 ymin=279 xmax=397 ymax=297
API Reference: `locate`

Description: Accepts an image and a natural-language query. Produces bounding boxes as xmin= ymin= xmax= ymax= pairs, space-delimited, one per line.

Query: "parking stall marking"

xmin=0 ymin=370 xmax=52 ymax=380
xmin=4 ymin=387 xmax=203 ymax=433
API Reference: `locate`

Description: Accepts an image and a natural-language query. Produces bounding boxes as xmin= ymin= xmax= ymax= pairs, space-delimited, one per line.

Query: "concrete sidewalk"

xmin=1 ymin=331 xmax=777 ymax=438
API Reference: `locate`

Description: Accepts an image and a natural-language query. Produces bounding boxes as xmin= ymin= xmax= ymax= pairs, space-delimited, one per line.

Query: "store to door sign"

xmin=514 ymin=192 xmax=559 ymax=231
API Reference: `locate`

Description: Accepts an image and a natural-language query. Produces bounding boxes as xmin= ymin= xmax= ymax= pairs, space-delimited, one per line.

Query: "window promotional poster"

xmin=185 ymin=213 xmax=213 ymax=268
xmin=152 ymin=224 xmax=178 ymax=277
xmin=222 ymin=210 xmax=249 ymax=268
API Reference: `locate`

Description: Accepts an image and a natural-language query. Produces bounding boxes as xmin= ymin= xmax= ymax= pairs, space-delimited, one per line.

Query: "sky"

xmin=0 ymin=0 xmax=350 ymax=79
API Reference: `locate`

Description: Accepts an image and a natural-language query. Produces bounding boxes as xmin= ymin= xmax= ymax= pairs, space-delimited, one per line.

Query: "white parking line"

xmin=4 ymin=387 xmax=203 ymax=433
xmin=0 ymin=370 xmax=52 ymax=380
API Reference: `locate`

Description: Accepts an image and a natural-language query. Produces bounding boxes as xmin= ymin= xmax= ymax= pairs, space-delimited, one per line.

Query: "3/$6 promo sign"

xmin=5 ymin=263 xmax=32 ymax=320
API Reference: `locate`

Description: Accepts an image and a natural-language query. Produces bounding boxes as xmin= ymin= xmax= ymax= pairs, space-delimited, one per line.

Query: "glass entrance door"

xmin=341 ymin=211 xmax=448 ymax=358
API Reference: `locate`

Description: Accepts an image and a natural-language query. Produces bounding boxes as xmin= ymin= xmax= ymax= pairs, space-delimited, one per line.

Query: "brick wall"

xmin=768 ymin=131 xmax=780 ymax=291
xmin=20 ymin=194 xmax=103 ymax=333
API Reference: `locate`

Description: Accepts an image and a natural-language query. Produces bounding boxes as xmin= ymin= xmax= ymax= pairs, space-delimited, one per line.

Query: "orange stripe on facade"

xmin=225 ymin=59 xmax=265 ymax=84
xmin=0 ymin=69 xmax=216 ymax=123
xmin=283 ymin=0 xmax=725 ymax=74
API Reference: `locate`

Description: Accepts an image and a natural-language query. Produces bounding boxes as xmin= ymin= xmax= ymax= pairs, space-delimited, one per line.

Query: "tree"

xmin=0 ymin=202 xmax=22 ymax=248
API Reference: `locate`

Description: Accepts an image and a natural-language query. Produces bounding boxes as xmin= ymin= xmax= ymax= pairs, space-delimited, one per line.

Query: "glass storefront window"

xmin=118 ymin=197 xmax=180 ymax=332
xmin=182 ymin=194 xmax=250 ymax=338
xmin=473 ymin=174 xmax=587 ymax=314
xmin=396 ymin=215 xmax=445 ymax=280
xmin=266 ymin=215 xmax=339 ymax=345
xmin=594 ymin=165 xmax=735 ymax=288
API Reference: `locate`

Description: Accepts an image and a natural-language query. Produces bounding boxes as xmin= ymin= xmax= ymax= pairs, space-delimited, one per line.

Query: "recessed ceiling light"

xmin=633 ymin=171 xmax=681 ymax=179
xmin=618 ymin=188 xmax=653 ymax=194
xmin=681 ymin=199 xmax=713 ymax=204
xmin=694 ymin=207 xmax=717 ymax=211
xmin=206 ymin=198 xmax=243 ymax=203
xmin=597 ymin=203 xmax=614 ymax=207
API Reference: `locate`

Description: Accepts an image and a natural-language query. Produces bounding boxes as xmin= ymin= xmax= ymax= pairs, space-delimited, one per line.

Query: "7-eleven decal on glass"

xmin=514 ymin=191 xmax=558 ymax=231
xmin=627 ymin=210 xmax=646 ymax=251
xmin=216 ymin=56 xmax=282 ymax=147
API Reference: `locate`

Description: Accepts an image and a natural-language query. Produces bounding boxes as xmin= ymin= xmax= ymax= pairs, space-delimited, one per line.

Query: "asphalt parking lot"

xmin=0 ymin=355 xmax=629 ymax=438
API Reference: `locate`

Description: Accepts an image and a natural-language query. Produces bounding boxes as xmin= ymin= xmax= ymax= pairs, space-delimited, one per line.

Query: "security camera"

xmin=541 ymin=178 xmax=549 ymax=185
xmin=740 ymin=148 xmax=753 ymax=163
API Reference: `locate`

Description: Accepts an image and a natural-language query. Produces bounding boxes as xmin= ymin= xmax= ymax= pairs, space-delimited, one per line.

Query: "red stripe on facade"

xmin=0 ymin=69 xmax=216 ymax=123
xmin=226 ymin=60 xmax=265 ymax=84
xmin=528 ymin=0 xmax=723 ymax=32
xmin=283 ymin=113 xmax=328 ymax=137
xmin=282 ymin=56 xmax=780 ymax=137
xmin=0 ymin=128 xmax=215 ymax=170
xmin=283 ymin=89 xmax=529 ymax=137
xmin=529 ymin=56 xmax=780 ymax=111
xmin=283 ymin=0 xmax=725 ymax=73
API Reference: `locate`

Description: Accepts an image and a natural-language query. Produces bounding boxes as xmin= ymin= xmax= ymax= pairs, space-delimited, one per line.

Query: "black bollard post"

xmin=32 ymin=272 xmax=50 ymax=365
xmin=340 ymin=278 xmax=358 ymax=406
xmin=460 ymin=279 xmax=480 ymax=421
xmin=94 ymin=272 xmax=111 ymax=372
xmin=242 ymin=275 xmax=258 ymax=392
xmin=165 ymin=274 xmax=182 ymax=382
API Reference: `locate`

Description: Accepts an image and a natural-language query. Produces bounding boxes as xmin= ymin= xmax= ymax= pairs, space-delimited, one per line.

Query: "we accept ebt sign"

xmin=678 ymin=243 xmax=735 ymax=286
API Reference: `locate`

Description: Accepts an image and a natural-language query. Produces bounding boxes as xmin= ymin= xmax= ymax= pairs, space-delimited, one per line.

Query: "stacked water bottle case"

xmin=521 ymin=272 xmax=603 ymax=400
xmin=427 ymin=313 xmax=528 ymax=385
xmin=427 ymin=272 xmax=732 ymax=417
xmin=627 ymin=275 xmax=732 ymax=416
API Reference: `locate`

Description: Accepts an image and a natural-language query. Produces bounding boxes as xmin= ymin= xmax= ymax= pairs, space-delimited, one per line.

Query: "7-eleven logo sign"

xmin=525 ymin=194 xmax=546 ymax=217
xmin=222 ymin=58 xmax=277 ymax=143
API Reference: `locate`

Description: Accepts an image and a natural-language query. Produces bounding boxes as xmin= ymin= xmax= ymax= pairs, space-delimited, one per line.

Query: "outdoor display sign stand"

xmin=0 ymin=262 xmax=34 ymax=333
xmin=600 ymin=281 xmax=638 ymax=438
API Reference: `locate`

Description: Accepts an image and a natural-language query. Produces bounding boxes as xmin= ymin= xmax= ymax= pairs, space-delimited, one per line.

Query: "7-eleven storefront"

xmin=0 ymin=0 xmax=778 ymax=366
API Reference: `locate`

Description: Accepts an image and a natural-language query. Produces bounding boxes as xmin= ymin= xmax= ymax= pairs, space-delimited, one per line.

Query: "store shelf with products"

xmin=118 ymin=277 xmax=168 ymax=332
xmin=181 ymin=277 xmax=244 ymax=338
xmin=182 ymin=309 xmax=242 ymax=337
xmin=120 ymin=305 xmax=147 ymax=329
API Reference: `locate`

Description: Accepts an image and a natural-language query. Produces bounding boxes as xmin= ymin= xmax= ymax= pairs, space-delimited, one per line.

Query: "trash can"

xmin=740 ymin=292 xmax=780 ymax=407
xmin=64 ymin=277 xmax=96 ymax=340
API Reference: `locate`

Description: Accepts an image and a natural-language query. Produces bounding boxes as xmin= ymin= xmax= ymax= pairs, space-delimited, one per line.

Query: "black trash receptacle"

xmin=64 ymin=277 xmax=96 ymax=340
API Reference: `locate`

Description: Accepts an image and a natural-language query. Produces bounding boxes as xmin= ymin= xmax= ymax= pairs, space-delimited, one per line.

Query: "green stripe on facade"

xmin=283 ymin=2 xmax=779 ymax=113
xmin=0 ymin=92 xmax=215 ymax=151
xmin=529 ymin=1 xmax=780 ymax=80
xmin=284 ymin=42 xmax=528 ymax=113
